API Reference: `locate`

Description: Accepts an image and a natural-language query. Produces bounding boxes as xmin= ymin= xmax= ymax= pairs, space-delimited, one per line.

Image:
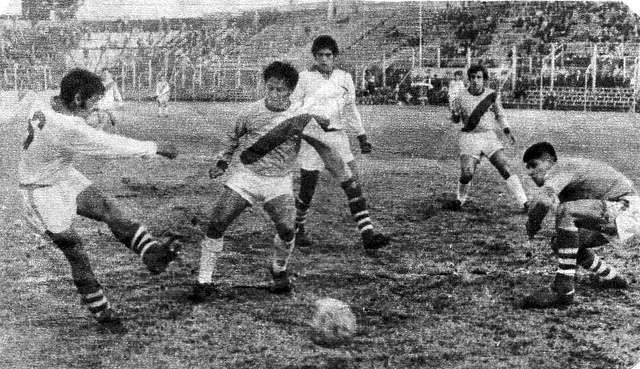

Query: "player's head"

xmin=454 ymin=70 xmax=463 ymax=80
xmin=312 ymin=35 xmax=338 ymax=74
xmin=467 ymin=64 xmax=488 ymax=94
xmin=263 ymin=61 xmax=298 ymax=111
xmin=523 ymin=142 xmax=557 ymax=187
xmin=59 ymin=68 xmax=105 ymax=118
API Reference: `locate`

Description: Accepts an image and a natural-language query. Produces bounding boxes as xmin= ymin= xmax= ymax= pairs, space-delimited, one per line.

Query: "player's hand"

xmin=156 ymin=142 xmax=178 ymax=159
xmin=209 ymin=160 xmax=228 ymax=179
xmin=503 ymin=128 xmax=516 ymax=145
xmin=358 ymin=134 xmax=372 ymax=154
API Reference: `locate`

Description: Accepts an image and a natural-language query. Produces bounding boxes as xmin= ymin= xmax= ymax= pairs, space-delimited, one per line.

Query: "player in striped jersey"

xmin=446 ymin=64 xmax=528 ymax=211
xmin=18 ymin=69 xmax=180 ymax=331
xmin=521 ymin=142 xmax=635 ymax=308
xmin=190 ymin=61 xmax=353 ymax=301
xmin=290 ymin=35 xmax=389 ymax=250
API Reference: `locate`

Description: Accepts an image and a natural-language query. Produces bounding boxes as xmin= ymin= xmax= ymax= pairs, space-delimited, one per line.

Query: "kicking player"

xmin=290 ymin=35 xmax=389 ymax=250
xmin=191 ymin=61 xmax=353 ymax=302
xmin=446 ymin=64 xmax=528 ymax=211
xmin=520 ymin=142 xmax=636 ymax=308
xmin=155 ymin=75 xmax=171 ymax=117
xmin=18 ymin=69 xmax=180 ymax=330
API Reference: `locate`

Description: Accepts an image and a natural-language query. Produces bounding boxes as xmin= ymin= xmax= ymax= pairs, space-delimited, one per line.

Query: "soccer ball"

xmin=309 ymin=298 xmax=356 ymax=346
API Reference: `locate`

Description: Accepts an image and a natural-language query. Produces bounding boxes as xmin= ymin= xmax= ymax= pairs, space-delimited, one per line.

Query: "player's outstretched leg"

xmin=190 ymin=187 xmax=249 ymax=303
xmin=521 ymin=229 xmax=577 ymax=308
xmin=340 ymin=177 xmax=389 ymax=250
xmin=489 ymin=150 xmax=528 ymax=210
xmin=46 ymin=230 xmax=124 ymax=332
xmin=76 ymin=186 xmax=181 ymax=275
xmin=294 ymin=169 xmax=319 ymax=247
xmin=264 ymin=195 xmax=296 ymax=294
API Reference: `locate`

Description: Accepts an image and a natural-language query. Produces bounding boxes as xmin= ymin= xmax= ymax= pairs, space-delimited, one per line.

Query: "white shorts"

xmin=20 ymin=176 xmax=92 ymax=234
xmin=607 ymin=196 xmax=640 ymax=242
xmin=298 ymin=125 xmax=355 ymax=171
xmin=225 ymin=166 xmax=293 ymax=206
xmin=459 ymin=130 xmax=503 ymax=160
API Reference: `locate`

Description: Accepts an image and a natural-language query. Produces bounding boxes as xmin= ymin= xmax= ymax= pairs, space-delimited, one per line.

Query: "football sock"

xmin=341 ymin=178 xmax=374 ymax=237
xmin=505 ymin=175 xmax=528 ymax=207
xmin=80 ymin=287 xmax=110 ymax=316
xmin=294 ymin=196 xmax=310 ymax=233
xmin=272 ymin=234 xmax=295 ymax=273
xmin=554 ymin=229 xmax=578 ymax=294
xmin=111 ymin=222 xmax=160 ymax=260
xmin=197 ymin=237 xmax=223 ymax=284
xmin=577 ymin=248 xmax=619 ymax=280
xmin=295 ymin=170 xmax=319 ymax=232
xmin=457 ymin=181 xmax=470 ymax=204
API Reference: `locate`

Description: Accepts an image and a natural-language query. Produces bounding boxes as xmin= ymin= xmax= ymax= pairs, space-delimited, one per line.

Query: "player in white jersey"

xmin=448 ymin=70 xmax=465 ymax=110
xmin=290 ymin=35 xmax=389 ymax=250
xmin=86 ymin=68 xmax=124 ymax=132
xmin=155 ymin=75 xmax=171 ymax=117
xmin=18 ymin=69 xmax=180 ymax=331
xmin=190 ymin=61 xmax=352 ymax=301
xmin=520 ymin=142 xmax=636 ymax=308
xmin=445 ymin=64 xmax=528 ymax=211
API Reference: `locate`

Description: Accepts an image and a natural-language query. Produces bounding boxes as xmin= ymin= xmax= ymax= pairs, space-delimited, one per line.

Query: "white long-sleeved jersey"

xmin=290 ymin=68 xmax=366 ymax=136
xmin=18 ymin=97 xmax=158 ymax=186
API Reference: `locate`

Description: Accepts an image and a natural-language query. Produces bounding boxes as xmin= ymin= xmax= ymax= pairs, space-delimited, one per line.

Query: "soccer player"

xmin=155 ymin=75 xmax=171 ymax=117
xmin=446 ymin=64 xmax=528 ymax=211
xmin=86 ymin=68 xmax=124 ymax=131
xmin=290 ymin=35 xmax=389 ymax=250
xmin=18 ymin=69 xmax=181 ymax=330
xmin=448 ymin=70 xmax=465 ymax=109
xmin=190 ymin=61 xmax=353 ymax=302
xmin=520 ymin=142 xmax=635 ymax=308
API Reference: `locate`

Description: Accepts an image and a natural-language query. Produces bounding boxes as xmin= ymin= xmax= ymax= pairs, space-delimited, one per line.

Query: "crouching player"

xmin=190 ymin=61 xmax=353 ymax=301
xmin=521 ymin=142 xmax=637 ymax=308
xmin=18 ymin=69 xmax=181 ymax=330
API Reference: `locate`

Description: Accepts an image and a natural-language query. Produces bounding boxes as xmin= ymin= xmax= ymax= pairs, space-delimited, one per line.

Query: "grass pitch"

xmin=1 ymin=101 xmax=640 ymax=368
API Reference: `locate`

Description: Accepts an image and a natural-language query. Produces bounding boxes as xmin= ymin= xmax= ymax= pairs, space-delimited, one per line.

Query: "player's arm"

xmin=526 ymin=172 xmax=573 ymax=238
xmin=301 ymin=133 xmax=350 ymax=183
xmin=342 ymin=73 xmax=371 ymax=154
xmin=210 ymin=114 xmax=248 ymax=177
xmin=54 ymin=117 xmax=176 ymax=159
xmin=492 ymin=94 xmax=514 ymax=143
xmin=450 ymin=94 xmax=462 ymax=123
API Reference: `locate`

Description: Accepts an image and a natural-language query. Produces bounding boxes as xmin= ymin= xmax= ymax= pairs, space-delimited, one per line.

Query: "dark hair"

xmin=311 ymin=35 xmax=339 ymax=56
xmin=263 ymin=61 xmax=299 ymax=90
xmin=523 ymin=142 xmax=557 ymax=163
xmin=59 ymin=68 xmax=105 ymax=109
xmin=467 ymin=64 xmax=489 ymax=80
xmin=454 ymin=70 xmax=463 ymax=77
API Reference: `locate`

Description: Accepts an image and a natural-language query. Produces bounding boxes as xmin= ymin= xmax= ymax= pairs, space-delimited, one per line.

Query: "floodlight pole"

xmin=418 ymin=1 xmax=422 ymax=69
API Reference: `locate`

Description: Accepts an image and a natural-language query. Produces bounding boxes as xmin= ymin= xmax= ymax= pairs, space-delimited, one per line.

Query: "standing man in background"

xmin=155 ymin=75 xmax=171 ymax=117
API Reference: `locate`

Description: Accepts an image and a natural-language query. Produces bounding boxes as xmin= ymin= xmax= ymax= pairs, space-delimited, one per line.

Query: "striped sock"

xmin=341 ymin=178 xmax=374 ymax=237
xmin=81 ymin=288 xmax=110 ymax=316
xmin=128 ymin=225 xmax=160 ymax=260
xmin=555 ymin=229 xmax=578 ymax=294
xmin=272 ymin=234 xmax=295 ymax=273
xmin=294 ymin=196 xmax=310 ymax=233
xmin=584 ymin=252 xmax=618 ymax=280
